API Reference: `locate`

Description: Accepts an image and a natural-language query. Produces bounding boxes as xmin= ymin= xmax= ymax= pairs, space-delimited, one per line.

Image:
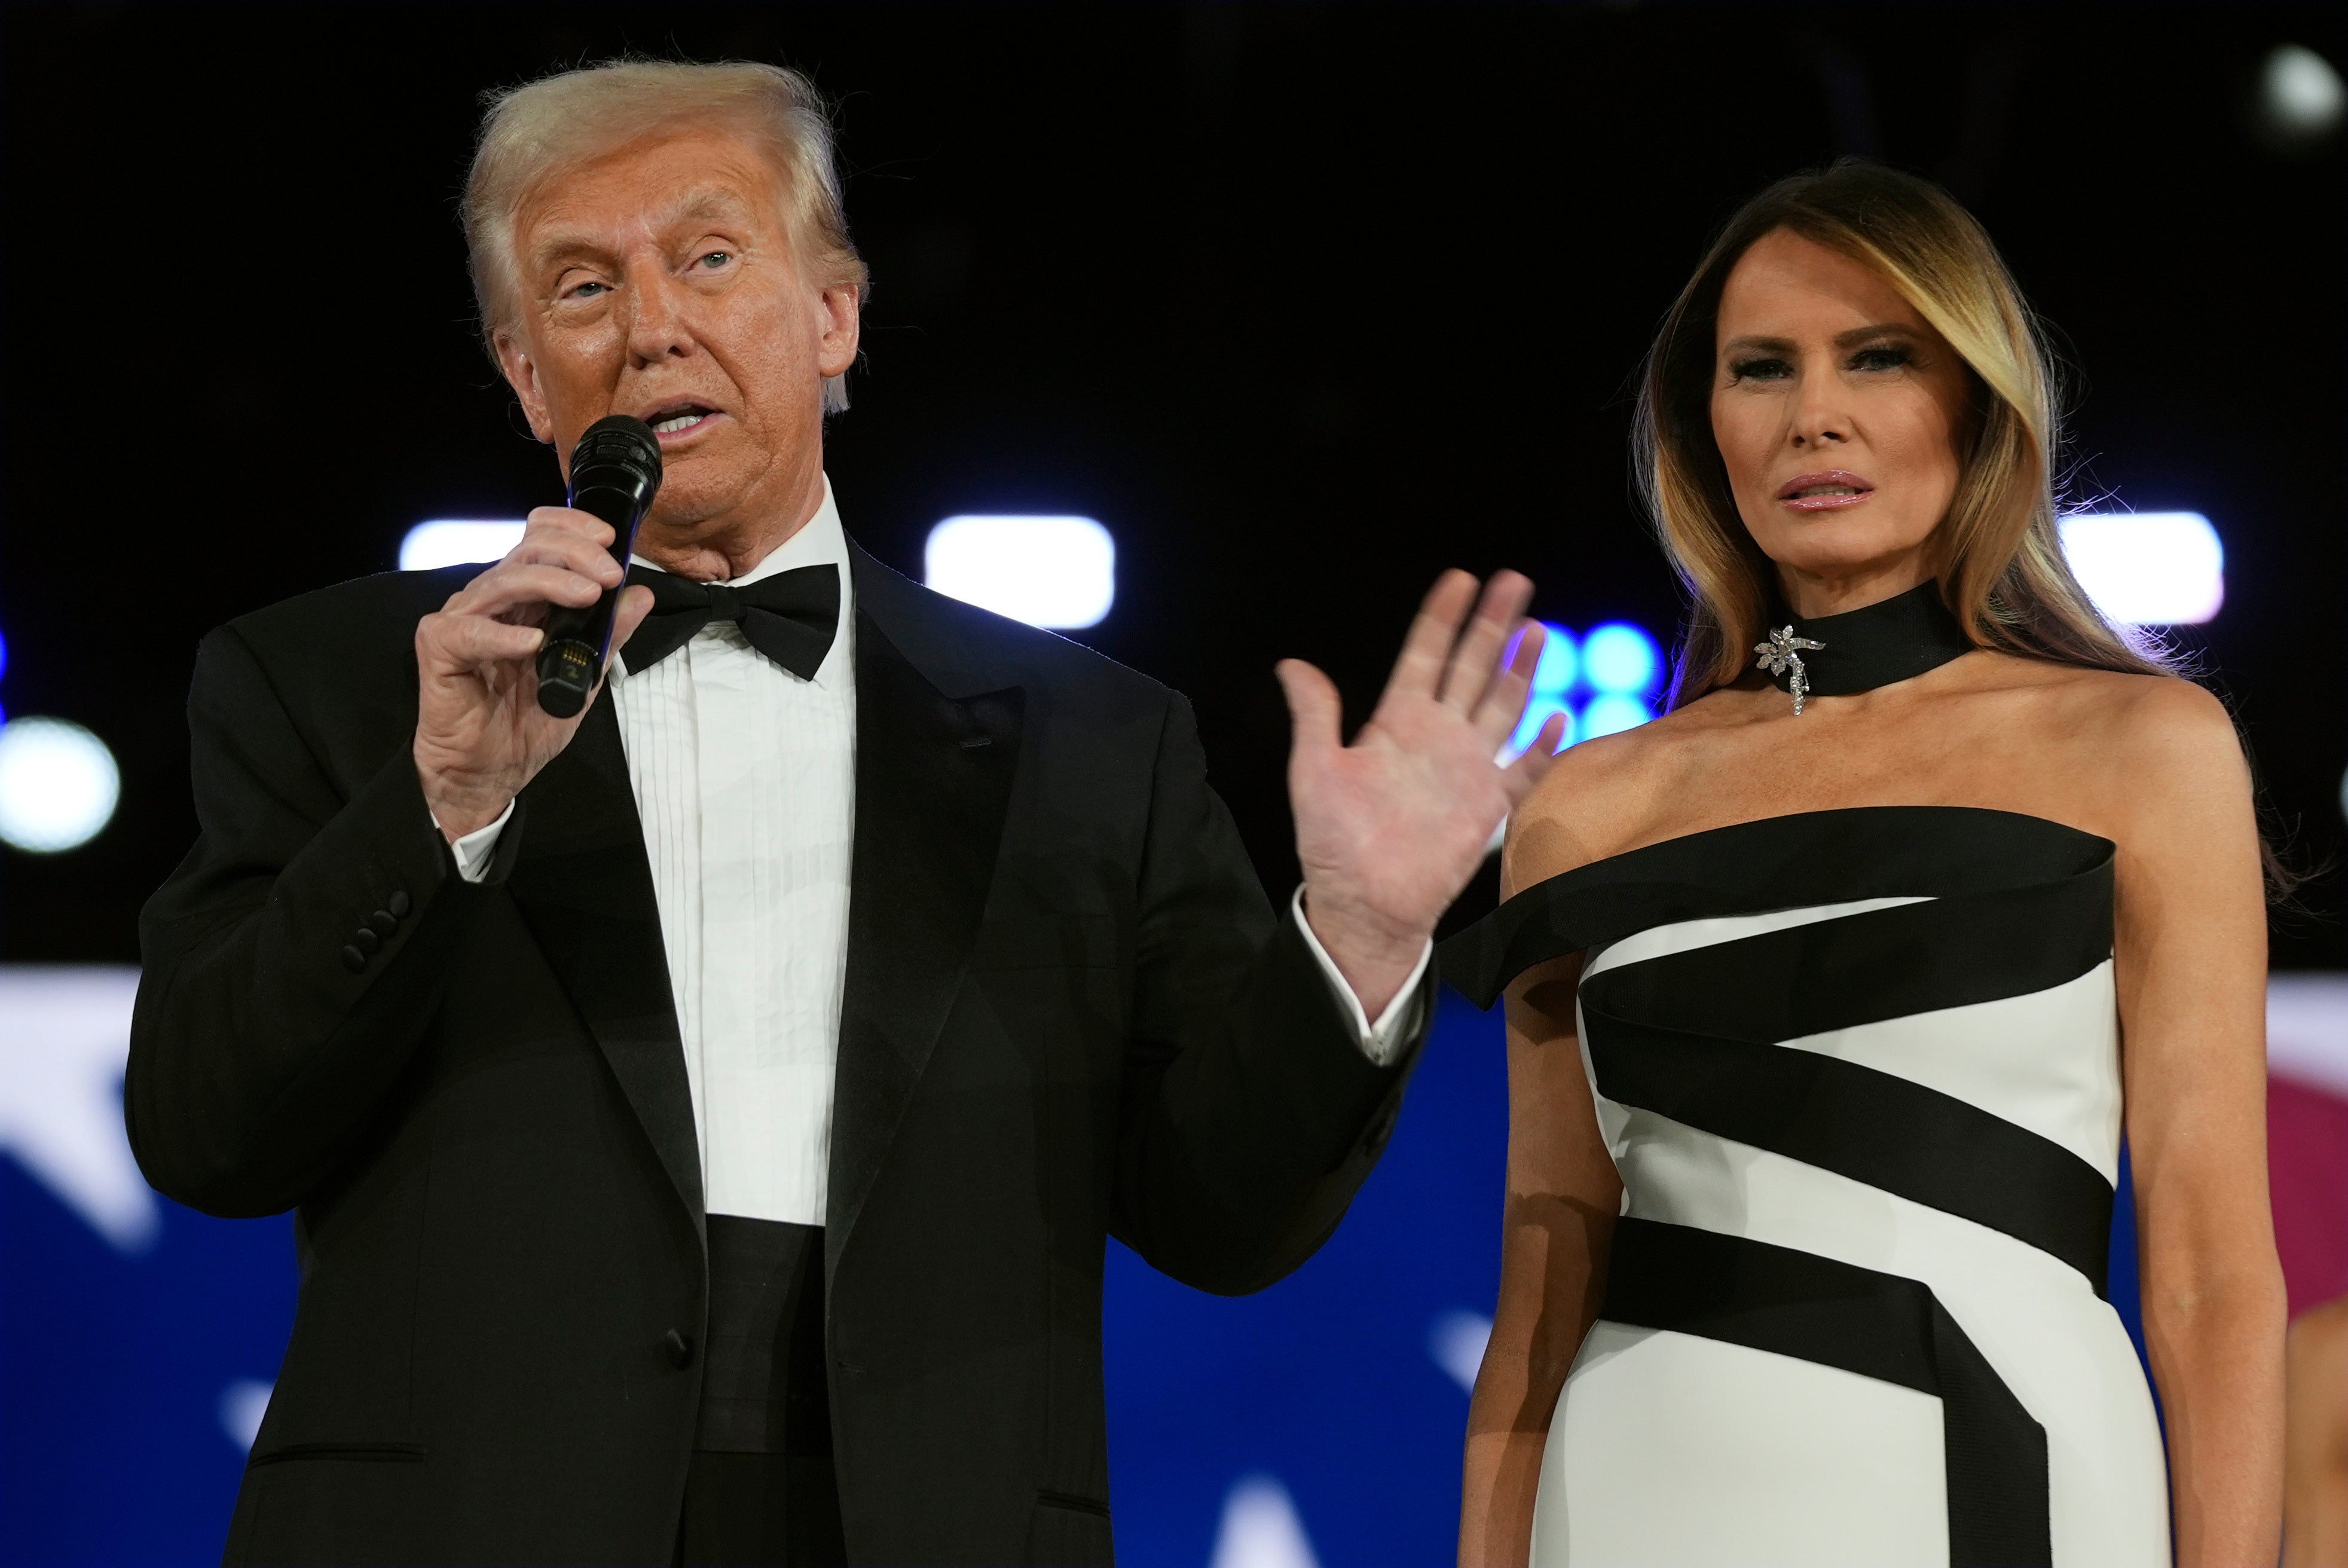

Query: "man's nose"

xmin=622 ymin=260 xmax=696 ymax=366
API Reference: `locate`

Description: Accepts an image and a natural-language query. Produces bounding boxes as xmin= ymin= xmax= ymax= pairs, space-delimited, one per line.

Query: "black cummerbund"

xmin=697 ymin=1217 xmax=831 ymax=1456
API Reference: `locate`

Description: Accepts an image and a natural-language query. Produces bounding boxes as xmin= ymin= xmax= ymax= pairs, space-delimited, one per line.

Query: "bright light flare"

xmin=2261 ymin=44 xmax=2345 ymax=141
xmin=2059 ymin=512 xmax=2224 ymax=625
xmin=924 ymin=515 xmax=1115 ymax=629
xmin=1583 ymin=622 xmax=1663 ymax=696
xmin=400 ymin=520 xmax=527 ymax=571
xmin=0 ymin=717 xmax=120 ymax=853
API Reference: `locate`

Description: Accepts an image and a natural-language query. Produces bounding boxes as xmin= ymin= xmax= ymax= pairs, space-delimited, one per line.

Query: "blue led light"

xmin=1527 ymin=623 xmax=1577 ymax=697
xmin=1578 ymin=693 xmax=1653 ymax=739
xmin=1582 ymin=622 xmax=1662 ymax=697
xmin=1508 ymin=695 xmax=1577 ymax=757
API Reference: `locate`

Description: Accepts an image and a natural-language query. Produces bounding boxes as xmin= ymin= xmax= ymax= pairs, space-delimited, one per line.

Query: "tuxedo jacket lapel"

xmin=505 ymin=691 xmax=704 ymax=1236
xmin=828 ymin=543 xmax=1023 ymax=1268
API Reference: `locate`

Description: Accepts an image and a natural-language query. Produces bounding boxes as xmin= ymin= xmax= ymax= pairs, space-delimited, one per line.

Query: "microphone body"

xmin=534 ymin=415 xmax=664 ymax=718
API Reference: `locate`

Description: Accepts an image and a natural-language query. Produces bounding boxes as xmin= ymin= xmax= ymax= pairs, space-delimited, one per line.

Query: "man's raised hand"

xmin=412 ymin=505 xmax=654 ymax=842
xmin=1276 ymin=570 xmax=1563 ymax=1020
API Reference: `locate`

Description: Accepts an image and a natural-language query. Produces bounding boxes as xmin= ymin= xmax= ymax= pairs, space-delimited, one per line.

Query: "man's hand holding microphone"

xmin=412 ymin=415 xmax=663 ymax=843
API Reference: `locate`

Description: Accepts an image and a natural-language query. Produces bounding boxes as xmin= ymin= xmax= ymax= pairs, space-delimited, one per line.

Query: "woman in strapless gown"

xmin=1452 ymin=161 xmax=2284 ymax=1567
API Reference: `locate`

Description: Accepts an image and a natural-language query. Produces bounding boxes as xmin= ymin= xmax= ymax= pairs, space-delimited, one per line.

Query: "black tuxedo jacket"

xmin=127 ymin=541 xmax=1429 ymax=1566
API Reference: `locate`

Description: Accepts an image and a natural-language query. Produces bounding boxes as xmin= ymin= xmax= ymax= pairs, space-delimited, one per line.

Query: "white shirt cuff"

xmin=1290 ymin=886 xmax=1432 ymax=1068
xmin=435 ymin=799 xmax=515 ymax=884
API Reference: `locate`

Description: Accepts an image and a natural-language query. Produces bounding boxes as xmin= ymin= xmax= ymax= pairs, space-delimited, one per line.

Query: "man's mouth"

xmin=639 ymin=401 xmax=721 ymax=439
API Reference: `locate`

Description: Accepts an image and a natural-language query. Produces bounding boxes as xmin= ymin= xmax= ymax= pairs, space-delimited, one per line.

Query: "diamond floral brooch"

xmin=1753 ymin=626 xmax=1827 ymax=715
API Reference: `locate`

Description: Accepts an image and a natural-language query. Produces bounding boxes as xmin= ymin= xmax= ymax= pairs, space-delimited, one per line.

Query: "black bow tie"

xmin=621 ymin=563 xmax=842 ymax=680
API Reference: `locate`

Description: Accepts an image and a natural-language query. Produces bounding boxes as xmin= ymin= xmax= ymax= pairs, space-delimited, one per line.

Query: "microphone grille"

xmin=570 ymin=414 xmax=663 ymax=488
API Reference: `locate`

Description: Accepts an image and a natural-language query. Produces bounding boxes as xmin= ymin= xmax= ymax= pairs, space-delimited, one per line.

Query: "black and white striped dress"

xmin=1448 ymin=806 xmax=2168 ymax=1566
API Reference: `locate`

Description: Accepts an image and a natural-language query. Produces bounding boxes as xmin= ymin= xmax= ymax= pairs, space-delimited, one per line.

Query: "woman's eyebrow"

xmin=1719 ymin=334 xmax=1796 ymax=356
xmin=1834 ymin=322 xmax=1921 ymax=347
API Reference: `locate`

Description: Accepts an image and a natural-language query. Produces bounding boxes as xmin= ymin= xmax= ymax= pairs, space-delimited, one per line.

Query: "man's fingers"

xmin=1502 ymin=713 xmax=1567 ymax=798
xmin=1440 ymin=571 xmax=1535 ymax=712
xmin=1275 ymin=658 xmax=1345 ymax=762
xmin=522 ymin=504 xmax=617 ymax=551
xmin=508 ymin=527 xmax=625 ymax=586
xmin=1383 ymin=570 xmax=1479 ymax=703
xmin=423 ymin=611 xmax=545 ymax=673
xmin=452 ymin=561 xmax=608 ymax=620
xmin=1470 ymin=618 xmax=1544 ymax=743
xmin=609 ymin=585 xmax=656 ymax=655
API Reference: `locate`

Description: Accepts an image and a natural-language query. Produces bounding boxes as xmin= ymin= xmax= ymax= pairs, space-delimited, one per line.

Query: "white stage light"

xmin=2059 ymin=512 xmax=2223 ymax=625
xmin=924 ymin=515 xmax=1115 ymax=629
xmin=1583 ymin=622 xmax=1662 ymax=697
xmin=0 ymin=965 xmax=157 ymax=1252
xmin=2262 ymin=44 xmax=2345 ymax=140
xmin=1579 ymin=693 xmax=1652 ymax=739
xmin=0 ymin=718 xmax=120 ymax=853
xmin=401 ymin=520 xmax=527 ymax=571
xmin=1209 ymin=1474 xmax=1320 ymax=1568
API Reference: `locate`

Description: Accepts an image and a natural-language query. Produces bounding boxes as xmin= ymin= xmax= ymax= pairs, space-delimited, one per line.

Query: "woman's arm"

xmin=2283 ymin=1299 xmax=2348 ymax=1566
xmin=1458 ymin=949 xmax=1622 ymax=1567
xmin=2111 ymin=680 xmax=2287 ymax=1564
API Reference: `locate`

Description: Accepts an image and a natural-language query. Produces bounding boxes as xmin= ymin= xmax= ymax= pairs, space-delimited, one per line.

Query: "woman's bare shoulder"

xmin=1500 ymin=696 xmax=1731 ymax=897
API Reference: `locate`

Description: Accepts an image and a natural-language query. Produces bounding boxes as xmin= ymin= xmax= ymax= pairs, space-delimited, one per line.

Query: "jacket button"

xmin=368 ymin=910 xmax=399 ymax=939
xmin=351 ymin=928 xmax=381 ymax=956
xmin=662 ymin=1329 xmax=693 ymax=1368
xmin=340 ymin=945 xmax=368 ymax=973
xmin=387 ymin=890 xmax=412 ymax=918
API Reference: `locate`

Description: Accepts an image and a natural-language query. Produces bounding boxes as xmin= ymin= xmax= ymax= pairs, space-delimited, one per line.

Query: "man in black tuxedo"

xmin=127 ymin=60 xmax=1560 ymax=1567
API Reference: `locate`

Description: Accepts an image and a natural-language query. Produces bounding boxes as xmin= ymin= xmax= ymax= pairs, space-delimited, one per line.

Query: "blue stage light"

xmin=1579 ymin=693 xmax=1652 ymax=739
xmin=1528 ymin=622 xmax=1577 ymax=697
xmin=1582 ymin=622 xmax=1662 ymax=698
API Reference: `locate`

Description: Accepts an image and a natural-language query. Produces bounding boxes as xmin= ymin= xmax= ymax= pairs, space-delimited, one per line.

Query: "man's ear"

xmin=815 ymin=285 xmax=861 ymax=381
xmin=492 ymin=329 xmax=557 ymax=444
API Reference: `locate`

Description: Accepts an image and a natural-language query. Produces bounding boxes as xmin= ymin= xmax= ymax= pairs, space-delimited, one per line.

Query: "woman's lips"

xmin=1775 ymin=469 xmax=1875 ymax=512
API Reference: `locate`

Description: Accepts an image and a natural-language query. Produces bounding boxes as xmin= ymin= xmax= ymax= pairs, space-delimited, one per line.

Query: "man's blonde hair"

xmin=463 ymin=59 xmax=869 ymax=412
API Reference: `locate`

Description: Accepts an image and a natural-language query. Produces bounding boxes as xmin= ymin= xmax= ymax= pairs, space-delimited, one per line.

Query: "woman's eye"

xmin=1729 ymin=357 xmax=1791 ymax=382
xmin=1850 ymin=344 xmax=1914 ymax=372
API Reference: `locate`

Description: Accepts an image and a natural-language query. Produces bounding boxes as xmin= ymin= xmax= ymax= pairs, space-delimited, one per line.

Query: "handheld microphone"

xmin=534 ymin=415 xmax=664 ymax=718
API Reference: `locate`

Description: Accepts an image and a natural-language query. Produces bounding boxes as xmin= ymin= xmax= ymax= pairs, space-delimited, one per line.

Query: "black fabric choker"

xmin=1750 ymin=580 xmax=1973 ymax=714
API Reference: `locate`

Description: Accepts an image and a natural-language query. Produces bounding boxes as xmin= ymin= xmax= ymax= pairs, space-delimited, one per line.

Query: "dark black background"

xmin=2 ymin=2 xmax=2340 ymax=965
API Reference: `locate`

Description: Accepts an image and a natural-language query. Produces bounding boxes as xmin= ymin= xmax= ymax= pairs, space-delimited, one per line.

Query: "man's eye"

xmin=564 ymin=280 xmax=609 ymax=300
xmin=1729 ymin=357 xmax=1791 ymax=382
xmin=697 ymin=251 xmax=731 ymax=270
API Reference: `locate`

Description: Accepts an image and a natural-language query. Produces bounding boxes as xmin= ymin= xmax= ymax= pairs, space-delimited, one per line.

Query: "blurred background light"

xmin=400 ymin=519 xmax=527 ymax=571
xmin=2059 ymin=511 xmax=2224 ymax=625
xmin=1508 ymin=622 xmax=1578 ymax=757
xmin=2260 ymin=43 xmax=2345 ymax=144
xmin=1582 ymin=621 xmax=1664 ymax=698
xmin=0 ymin=717 xmax=121 ymax=853
xmin=1579 ymin=693 xmax=1653 ymax=739
xmin=924 ymin=515 xmax=1116 ymax=629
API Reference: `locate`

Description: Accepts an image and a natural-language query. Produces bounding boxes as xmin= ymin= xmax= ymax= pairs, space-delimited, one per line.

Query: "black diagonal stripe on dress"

xmin=1583 ymin=1017 xmax=2112 ymax=1288
xmin=1602 ymin=1217 xmax=2052 ymax=1567
xmin=1575 ymin=858 xmax=2117 ymax=1288
xmin=1441 ymin=806 xmax=2112 ymax=1010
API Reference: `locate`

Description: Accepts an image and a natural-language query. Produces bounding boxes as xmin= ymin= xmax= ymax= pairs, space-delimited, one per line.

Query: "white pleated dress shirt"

xmin=444 ymin=475 xmax=1426 ymax=1227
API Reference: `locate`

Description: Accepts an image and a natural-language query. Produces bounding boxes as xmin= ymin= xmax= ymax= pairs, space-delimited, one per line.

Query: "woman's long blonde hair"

xmin=1637 ymin=159 xmax=2166 ymax=708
